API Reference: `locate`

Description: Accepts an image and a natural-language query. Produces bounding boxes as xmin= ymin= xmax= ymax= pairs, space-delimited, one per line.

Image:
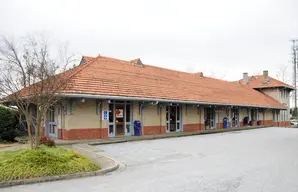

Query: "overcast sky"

xmin=1 ymin=0 xmax=298 ymax=81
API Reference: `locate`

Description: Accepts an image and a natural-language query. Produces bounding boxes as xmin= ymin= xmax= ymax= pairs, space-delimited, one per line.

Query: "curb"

xmin=0 ymin=147 xmax=120 ymax=188
xmin=90 ymin=125 xmax=272 ymax=145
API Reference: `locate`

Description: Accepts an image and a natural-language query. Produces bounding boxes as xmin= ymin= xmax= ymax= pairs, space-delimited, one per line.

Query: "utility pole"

xmin=291 ymin=39 xmax=298 ymax=110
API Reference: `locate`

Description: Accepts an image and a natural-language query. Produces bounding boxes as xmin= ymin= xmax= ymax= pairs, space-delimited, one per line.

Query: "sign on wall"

xmin=102 ymin=110 xmax=108 ymax=121
xmin=115 ymin=109 xmax=123 ymax=118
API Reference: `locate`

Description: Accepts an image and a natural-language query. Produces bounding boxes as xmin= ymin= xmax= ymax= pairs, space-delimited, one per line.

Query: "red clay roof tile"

xmin=238 ymin=75 xmax=295 ymax=89
xmin=63 ymin=55 xmax=286 ymax=109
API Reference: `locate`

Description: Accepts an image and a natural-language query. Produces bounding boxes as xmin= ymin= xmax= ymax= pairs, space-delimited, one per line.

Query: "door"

xmin=48 ymin=108 xmax=58 ymax=138
xmin=166 ymin=106 xmax=170 ymax=133
xmin=166 ymin=105 xmax=181 ymax=133
xmin=205 ymin=108 xmax=215 ymax=129
xmin=125 ymin=104 xmax=132 ymax=136
xmin=231 ymin=108 xmax=239 ymax=127
xmin=170 ymin=106 xmax=176 ymax=132
xmin=115 ymin=105 xmax=125 ymax=136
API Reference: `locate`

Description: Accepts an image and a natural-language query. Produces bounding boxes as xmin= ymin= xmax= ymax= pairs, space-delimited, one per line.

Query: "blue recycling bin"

xmin=223 ymin=117 xmax=229 ymax=129
xmin=134 ymin=120 xmax=141 ymax=136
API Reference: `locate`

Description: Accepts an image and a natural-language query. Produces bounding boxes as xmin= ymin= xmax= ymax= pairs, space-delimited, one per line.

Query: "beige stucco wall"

xmin=216 ymin=111 xmax=226 ymax=123
xmin=261 ymin=88 xmax=280 ymax=101
xmin=132 ymin=101 xmax=141 ymax=121
xmin=66 ymin=99 xmax=101 ymax=129
xmin=131 ymin=102 xmax=166 ymax=127
xmin=239 ymin=107 xmax=249 ymax=122
xmin=258 ymin=110 xmax=263 ymax=121
xmin=264 ymin=110 xmax=272 ymax=120
xmin=261 ymin=88 xmax=291 ymax=122
xmin=142 ymin=105 xmax=161 ymax=126
xmin=183 ymin=105 xmax=200 ymax=124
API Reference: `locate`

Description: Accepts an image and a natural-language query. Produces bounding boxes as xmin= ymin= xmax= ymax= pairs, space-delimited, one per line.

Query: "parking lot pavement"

xmin=3 ymin=127 xmax=298 ymax=192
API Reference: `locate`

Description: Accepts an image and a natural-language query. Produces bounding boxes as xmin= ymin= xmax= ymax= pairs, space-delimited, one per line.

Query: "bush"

xmin=39 ymin=136 xmax=56 ymax=147
xmin=0 ymin=146 xmax=100 ymax=181
xmin=0 ymin=106 xmax=20 ymax=141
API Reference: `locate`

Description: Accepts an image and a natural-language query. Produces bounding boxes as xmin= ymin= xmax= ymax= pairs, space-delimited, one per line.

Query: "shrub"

xmin=39 ymin=136 xmax=56 ymax=147
xmin=0 ymin=106 xmax=20 ymax=141
xmin=0 ymin=146 xmax=100 ymax=181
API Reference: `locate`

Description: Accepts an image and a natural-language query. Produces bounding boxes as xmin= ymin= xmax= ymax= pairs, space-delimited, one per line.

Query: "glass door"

xmin=205 ymin=108 xmax=215 ymax=130
xmin=169 ymin=106 xmax=176 ymax=132
xmin=231 ymin=108 xmax=239 ymax=127
xmin=166 ymin=106 xmax=170 ymax=133
xmin=166 ymin=105 xmax=181 ymax=132
xmin=125 ymin=103 xmax=132 ymax=136
xmin=115 ymin=105 xmax=125 ymax=136
xmin=176 ymin=105 xmax=181 ymax=132
xmin=48 ymin=108 xmax=58 ymax=138
xmin=108 ymin=103 xmax=115 ymax=137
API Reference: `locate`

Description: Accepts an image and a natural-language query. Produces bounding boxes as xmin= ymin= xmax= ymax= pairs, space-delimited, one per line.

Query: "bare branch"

xmin=0 ymin=34 xmax=76 ymax=148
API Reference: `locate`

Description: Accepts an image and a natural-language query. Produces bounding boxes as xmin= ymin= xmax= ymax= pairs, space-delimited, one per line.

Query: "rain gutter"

xmin=60 ymin=93 xmax=287 ymax=110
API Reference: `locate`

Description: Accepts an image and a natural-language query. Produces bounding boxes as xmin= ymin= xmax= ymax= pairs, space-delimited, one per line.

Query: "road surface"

xmin=3 ymin=128 xmax=298 ymax=192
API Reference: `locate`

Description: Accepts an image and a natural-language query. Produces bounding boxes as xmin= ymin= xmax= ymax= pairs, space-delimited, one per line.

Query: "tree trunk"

xmin=26 ymin=116 xmax=33 ymax=149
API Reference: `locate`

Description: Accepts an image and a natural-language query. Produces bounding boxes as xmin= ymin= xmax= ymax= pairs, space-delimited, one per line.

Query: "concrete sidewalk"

xmin=56 ymin=125 xmax=273 ymax=146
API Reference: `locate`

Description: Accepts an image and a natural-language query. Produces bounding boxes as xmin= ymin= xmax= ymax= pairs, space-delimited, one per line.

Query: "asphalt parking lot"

xmin=3 ymin=127 xmax=298 ymax=192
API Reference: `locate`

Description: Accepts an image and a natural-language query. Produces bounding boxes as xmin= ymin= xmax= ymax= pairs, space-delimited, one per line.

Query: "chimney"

xmin=263 ymin=70 xmax=269 ymax=83
xmin=243 ymin=72 xmax=248 ymax=84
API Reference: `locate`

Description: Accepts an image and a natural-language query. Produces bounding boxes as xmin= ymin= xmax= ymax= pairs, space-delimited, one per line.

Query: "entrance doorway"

xmin=205 ymin=108 xmax=215 ymax=129
xmin=231 ymin=108 xmax=239 ymax=127
xmin=108 ymin=101 xmax=132 ymax=137
xmin=47 ymin=107 xmax=58 ymax=138
xmin=166 ymin=105 xmax=181 ymax=133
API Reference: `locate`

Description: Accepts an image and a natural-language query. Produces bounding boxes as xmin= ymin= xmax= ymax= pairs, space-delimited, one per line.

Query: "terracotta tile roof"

xmin=82 ymin=56 xmax=95 ymax=62
xmin=62 ymin=55 xmax=286 ymax=109
xmin=79 ymin=56 xmax=96 ymax=65
xmin=237 ymin=75 xmax=295 ymax=89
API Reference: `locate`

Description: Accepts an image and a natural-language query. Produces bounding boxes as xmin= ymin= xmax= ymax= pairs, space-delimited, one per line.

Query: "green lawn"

xmin=0 ymin=146 xmax=100 ymax=181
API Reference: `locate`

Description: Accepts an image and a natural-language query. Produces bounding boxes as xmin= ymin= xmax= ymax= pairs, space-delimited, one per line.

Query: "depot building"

xmin=43 ymin=54 xmax=293 ymax=140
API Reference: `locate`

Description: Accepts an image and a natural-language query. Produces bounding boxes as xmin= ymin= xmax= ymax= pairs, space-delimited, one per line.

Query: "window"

xmin=126 ymin=104 xmax=131 ymax=122
xmin=109 ymin=104 xmax=114 ymax=123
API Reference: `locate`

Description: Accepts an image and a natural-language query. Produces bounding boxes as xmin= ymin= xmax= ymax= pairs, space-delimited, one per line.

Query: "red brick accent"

xmin=183 ymin=124 xmax=204 ymax=132
xmin=277 ymin=121 xmax=290 ymax=127
xmin=261 ymin=120 xmax=275 ymax=126
xmin=58 ymin=128 xmax=63 ymax=139
xmin=240 ymin=122 xmax=244 ymax=127
xmin=144 ymin=126 xmax=166 ymax=135
xmin=101 ymin=128 xmax=108 ymax=138
xmin=216 ymin=122 xmax=223 ymax=129
xmin=60 ymin=128 xmax=107 ymax=140
xmin=286 ymin=121 xmax=290 ymax=126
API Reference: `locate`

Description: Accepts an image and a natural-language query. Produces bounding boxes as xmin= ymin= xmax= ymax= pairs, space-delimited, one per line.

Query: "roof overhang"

xmin=60 ymin=93 xmax=287 ymax=110
xmin=254 ymin=85 xmax=295 ymax=90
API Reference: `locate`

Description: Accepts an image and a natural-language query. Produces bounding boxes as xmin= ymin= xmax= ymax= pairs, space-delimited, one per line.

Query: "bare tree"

xmin=207 ymin=70 xmax=227 ymax=80
xmin=275 ymin=64 xmax=291 ymax=84
xmin=186 ymin=67 xmax=196 ymax=74
xmin=0 ymin=34 xmax=76 ymax=149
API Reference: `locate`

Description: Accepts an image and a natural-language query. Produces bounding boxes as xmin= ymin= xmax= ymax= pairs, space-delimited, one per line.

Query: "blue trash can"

xmin=223 ymin=117 xmax=229 ymax=129
xmin=134 ymin=120 xmax=141 ymax=136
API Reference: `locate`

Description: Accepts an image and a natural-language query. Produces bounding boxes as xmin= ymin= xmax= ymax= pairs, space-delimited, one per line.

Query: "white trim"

xmin=60 ymin=93 xmax=287 ymax=110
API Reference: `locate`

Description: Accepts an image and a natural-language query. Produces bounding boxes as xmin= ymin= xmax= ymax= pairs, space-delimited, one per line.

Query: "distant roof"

xmin=60 ymin=54 xmax=286 ymax=109
xmin=237 ymin=75 xmax=295 ymax=90
xmin=79 ymin=56 xmax=96 ymax=65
